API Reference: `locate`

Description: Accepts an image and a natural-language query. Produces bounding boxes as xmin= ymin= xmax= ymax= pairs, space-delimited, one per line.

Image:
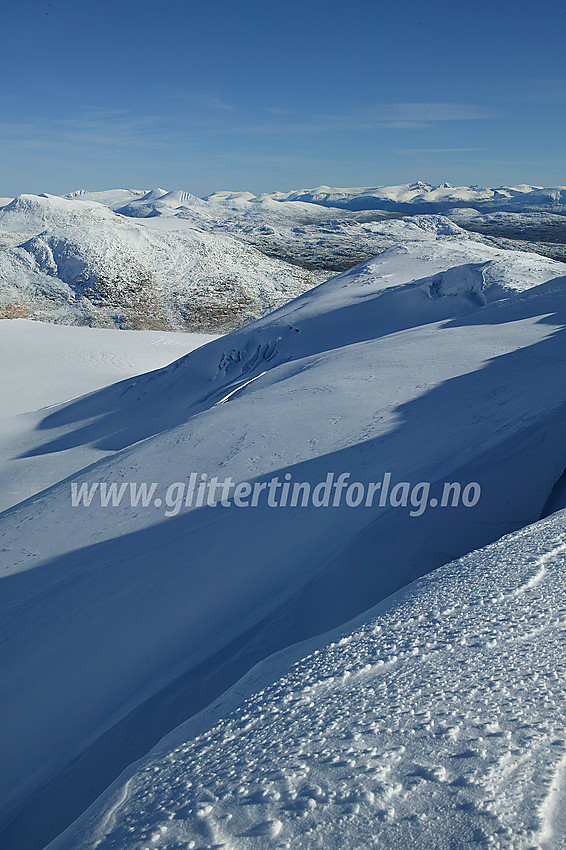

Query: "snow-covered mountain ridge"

xmin=1 ymin=185 xmax=565 ymax=335
xmin=60 ymin=181 xmax=566 ymax=214
xmin=0 ymin=194 xmax=322 ymax=332
xmin=1 ymin=233 xmax=565 ymax=848
xmin=276 ymin=181 xmax=566 ymax=213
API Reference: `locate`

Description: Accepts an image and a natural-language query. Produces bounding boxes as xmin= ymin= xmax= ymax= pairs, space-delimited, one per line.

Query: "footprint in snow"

xmin=240 ymin=819 xmax=283 ymax=838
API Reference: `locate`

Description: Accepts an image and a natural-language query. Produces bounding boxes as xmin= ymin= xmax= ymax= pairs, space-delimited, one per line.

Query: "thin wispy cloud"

xmin=374 ymin=103 xmax=499 ymax=121
xmin=0 ymin=101 xmax=500 ymax=161
xmin=1 ymin=0 xmax=563 ymax=193
xmin=223 ymin=102 xmax=500 ymax=136
xmin=395 ymin=147 xmax=486 ymax=154
xmin=0 ymin=111 xmax=175 ymax=154
xmin=263 ymin=107 xmax=296 ymax=116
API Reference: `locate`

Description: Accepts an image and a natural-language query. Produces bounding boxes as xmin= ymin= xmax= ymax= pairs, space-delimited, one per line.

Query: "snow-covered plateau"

xmin=0 ymin=192 xmax=566 ymax=850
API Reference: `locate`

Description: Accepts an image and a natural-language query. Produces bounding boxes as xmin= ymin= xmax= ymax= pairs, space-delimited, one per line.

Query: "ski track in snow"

xmin=92 ymin=777 xmax=134 ymax=850
xmin=215 ymin=372 xmax=268 ymax=406
xmin=53 ymin=516 xmax=566 ymax=850
xmin=538 ymin=753 xmax=566 ymax=848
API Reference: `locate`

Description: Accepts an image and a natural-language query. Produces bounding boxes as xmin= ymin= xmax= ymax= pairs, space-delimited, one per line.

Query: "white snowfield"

xmin=0 ymin=218 xmax=565 ymax=848
xmin=0 ymin=193 xmax=321 ymax=332
xmin=0 ymin=320 xmax=217 ymax=512
xmin=49 ymin=509 xmax=566 ymax=850
xmin=0 ymin=319 xmax=217 ymax=417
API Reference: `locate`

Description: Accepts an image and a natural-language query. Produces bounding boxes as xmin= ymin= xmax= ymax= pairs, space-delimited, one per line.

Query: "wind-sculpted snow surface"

xmin=50 ymin=511 xmax=566 ymax=850
xmin=1 ymin=238 xmax=566 ymax=848
xmin=0 ymin=194 xmax=320 ymax=331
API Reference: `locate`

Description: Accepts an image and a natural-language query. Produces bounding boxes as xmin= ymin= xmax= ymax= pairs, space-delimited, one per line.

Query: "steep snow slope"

xmin=49 ymin=508 xmax=566 ymax=850
xmin=0 ymin=194 xmax=321 ymax=331
xmin=0 ymin=320 xmax=217 ymax=512
xmin=64 ymin=189 xmax=148 ymax=207
xmin=1 ymin=238 xmax=565 ymax=848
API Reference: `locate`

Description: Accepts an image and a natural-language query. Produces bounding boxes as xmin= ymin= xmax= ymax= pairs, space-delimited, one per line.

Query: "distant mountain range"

xmin=271 ymin=181 xmax=566 ymax=212
xmin=62 ymin=181 xmax=566 ymax=214
xmin=56 ymin=183 xmax=566 ymax=268
xmin=1 ymin=183 xmax=565 ymax=333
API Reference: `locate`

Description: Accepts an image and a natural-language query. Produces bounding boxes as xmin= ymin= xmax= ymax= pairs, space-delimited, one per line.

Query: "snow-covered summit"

xmin=205 ymin=190 xmax=258 ymax=203
xmin=138 ymin=187 xmax=169 ymax=201
xmin=1 ymin=230 xmax=565 ymax=847
xmin=276 ymin=181 xmax=566 ymax=212
xmin=0 ymin=192 xmax=116 ymax=232
xmin=0 ymin=192 xmax=321 ymax=331
xmin=63 ymin=188 xmax=147 ymax=207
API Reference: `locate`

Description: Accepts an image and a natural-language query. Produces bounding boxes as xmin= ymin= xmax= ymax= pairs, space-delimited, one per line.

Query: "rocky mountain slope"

xmin=0 ymin=194 xmax=322 ymax=332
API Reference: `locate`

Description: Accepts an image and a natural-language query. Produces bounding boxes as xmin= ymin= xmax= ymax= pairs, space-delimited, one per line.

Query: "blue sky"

xmin=1 ymin=0 xmax=565 ymax=195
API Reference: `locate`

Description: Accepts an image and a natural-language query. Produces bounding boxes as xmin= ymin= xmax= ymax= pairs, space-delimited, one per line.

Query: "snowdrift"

xmin=1 ymin=233 xmax=566 ymax=848
xmin=48 ymin=508 xmax=566 ymax=850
